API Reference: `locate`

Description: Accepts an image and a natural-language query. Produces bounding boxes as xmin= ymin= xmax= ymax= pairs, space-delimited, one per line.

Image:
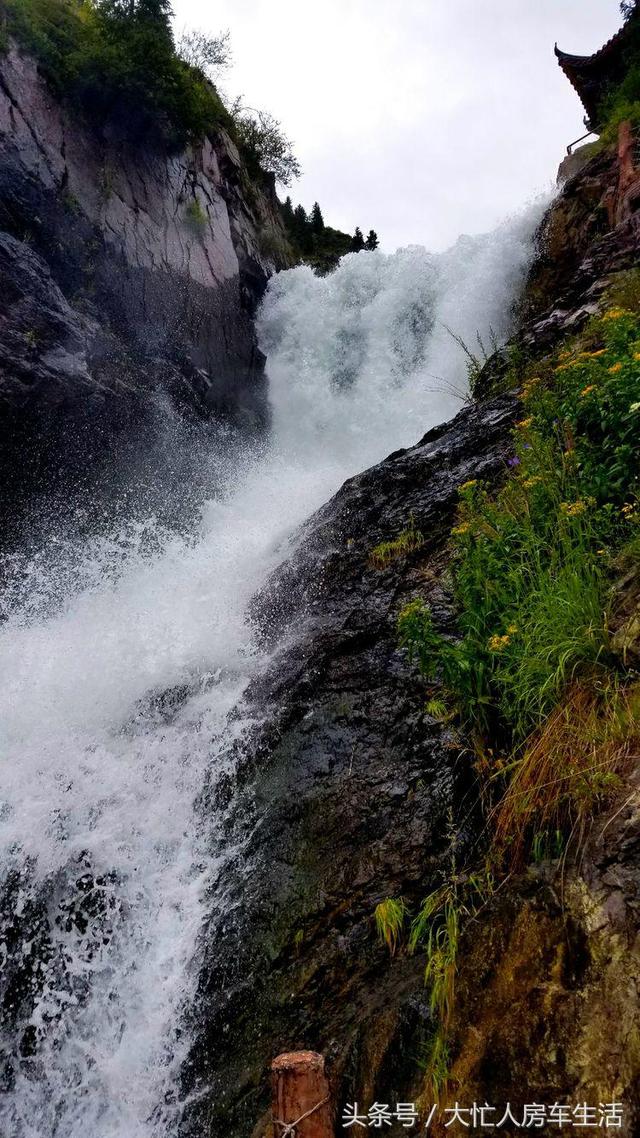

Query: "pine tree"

xmin=99 ymin=0 xmax=173 ymax=19
xmin=97 ymin=0 xmax=134 ymax=14
xmin=365 ymin=229 xmax=379 ymax=251
xmin=281 ymin=196 xmax=295 ymax=228
xmin=293 ymin=203 xmax=308 ymax=239
xmin=98 ymin=0 xmax=174 ymax=48
xmin=351 ymin=227 xmax=365 ymax=252
xmin=311 ymin=202 xmax=324 ymax=234
xmin=291 ymin=203 xmax=313 ymax=252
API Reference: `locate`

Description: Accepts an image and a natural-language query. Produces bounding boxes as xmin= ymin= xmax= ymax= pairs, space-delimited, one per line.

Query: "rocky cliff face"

xmin=521 ymin=131 xmax=640 ymax=345
xmin=179 ymin=135 xmax=640 ymax=1137
xmin=180 ymin=394 xmax=520 ymax=1138
xmin=0 ymin=44 xmax=288 ymax=534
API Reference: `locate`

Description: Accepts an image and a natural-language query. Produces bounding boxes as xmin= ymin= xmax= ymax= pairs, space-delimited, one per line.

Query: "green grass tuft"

xmin=374 ymin=897 xmax=408 ymax=957
xmin=370 ymin=522 xmax=424 ymax=570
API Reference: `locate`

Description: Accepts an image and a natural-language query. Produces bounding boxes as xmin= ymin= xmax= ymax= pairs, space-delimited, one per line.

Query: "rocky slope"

xmin=180 ymin=394 xmax=519 ymax=1138
xmin=179 ymin=135 xmax=640 ymax=1136
xmin=0 ymin=43 xmax=288 ymax=535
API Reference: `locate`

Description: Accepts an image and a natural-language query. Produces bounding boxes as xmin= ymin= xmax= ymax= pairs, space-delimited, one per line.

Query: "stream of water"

xmin=0 ymin=207 xmax=546 ymax=1137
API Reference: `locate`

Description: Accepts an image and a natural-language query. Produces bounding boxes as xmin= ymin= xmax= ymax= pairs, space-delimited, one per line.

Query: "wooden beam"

xmin=271 ymin=1051 xmax=333 ymax=1138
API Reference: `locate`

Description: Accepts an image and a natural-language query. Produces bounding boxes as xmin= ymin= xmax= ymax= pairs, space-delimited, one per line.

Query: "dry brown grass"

xmin=489 ymin=680 xmax=640 ymax=871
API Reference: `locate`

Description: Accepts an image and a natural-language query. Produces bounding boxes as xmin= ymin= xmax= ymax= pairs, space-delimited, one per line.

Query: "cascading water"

xmin=0 ymin=201 xmax=547 ymax=1138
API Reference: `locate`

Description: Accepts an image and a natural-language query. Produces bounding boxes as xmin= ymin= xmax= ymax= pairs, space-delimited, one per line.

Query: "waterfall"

xmin=0 ymin=200 xmax=547 ymax=1138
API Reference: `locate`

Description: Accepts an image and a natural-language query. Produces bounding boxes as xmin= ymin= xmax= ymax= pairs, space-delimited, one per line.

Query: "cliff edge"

xmin=0 ymin=42 xmax=289 ymax=534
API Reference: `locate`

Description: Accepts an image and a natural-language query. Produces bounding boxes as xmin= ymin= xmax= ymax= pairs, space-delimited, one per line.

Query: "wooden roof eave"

xmin=555 ymin=17 xmax=639 ymax=129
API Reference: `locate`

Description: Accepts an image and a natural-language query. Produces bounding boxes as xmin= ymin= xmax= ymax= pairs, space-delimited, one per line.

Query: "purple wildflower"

xmin=507 ymin=456 xmax=521 ymax=467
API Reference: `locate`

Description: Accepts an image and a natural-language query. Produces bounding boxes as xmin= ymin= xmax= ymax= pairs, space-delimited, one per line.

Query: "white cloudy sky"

xmin=173 ymin=0 xmax=623 ymax=252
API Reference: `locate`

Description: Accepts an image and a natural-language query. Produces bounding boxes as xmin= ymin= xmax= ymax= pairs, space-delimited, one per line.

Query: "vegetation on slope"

xmin=0 ymin=0 xmax=299 ymax=184
xmin=0 ymin=0 xmax=379 ymax=271
xmin=0 ymin=0 xmax=235 ymax=148
xmin=375 ymin=298 xmax=640 ymax=1096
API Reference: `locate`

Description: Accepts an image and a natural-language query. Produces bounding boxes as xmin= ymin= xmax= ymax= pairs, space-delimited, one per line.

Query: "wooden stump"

xmin=271 ymin=1051 xmax=333 ymax=1137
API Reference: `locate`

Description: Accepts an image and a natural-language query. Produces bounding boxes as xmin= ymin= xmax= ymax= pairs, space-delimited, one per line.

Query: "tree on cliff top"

xmin=99 ymin=0 xmax=170 ymax=15
xmin=3 ymin=0 xmax=231 ymax=146
xmin=176 ymin=28 xmax=231 ymax=80
xmin=311 ymin=202 xmax=324 ymax=233
xmin=281 ymin=196 xmax=295 ymax=226
xmin=234 ymin=108 xmax=301 ymax=187
xmin=4 ymin=0 xmax=302 ymax=188
xmin=351 ymin=227 xmax=365 ymax=252
xmin=279 ymin=196 xmax=379 ymax=272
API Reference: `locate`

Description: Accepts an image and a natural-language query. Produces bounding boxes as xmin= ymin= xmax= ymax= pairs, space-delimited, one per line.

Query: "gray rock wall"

xmin=0 ymin=44 xmax=289 ymax=529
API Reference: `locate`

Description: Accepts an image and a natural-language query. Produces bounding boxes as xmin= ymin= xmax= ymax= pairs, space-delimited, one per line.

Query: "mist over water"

xmin=0 ymin=202 xmax=547 ymax=1137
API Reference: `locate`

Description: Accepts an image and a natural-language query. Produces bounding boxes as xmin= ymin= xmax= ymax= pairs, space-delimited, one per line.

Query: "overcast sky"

xmin=173 ymin=0 xmax=623 ymax=252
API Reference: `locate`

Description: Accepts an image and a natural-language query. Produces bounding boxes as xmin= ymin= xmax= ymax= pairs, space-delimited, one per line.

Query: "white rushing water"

xmin=0 ymin=204 xmax=546 ymax=1138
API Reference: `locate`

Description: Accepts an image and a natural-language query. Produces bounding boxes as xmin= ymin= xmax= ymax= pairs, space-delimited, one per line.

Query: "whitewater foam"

xmin=0 ymin=199 xmax=547 ymax=1137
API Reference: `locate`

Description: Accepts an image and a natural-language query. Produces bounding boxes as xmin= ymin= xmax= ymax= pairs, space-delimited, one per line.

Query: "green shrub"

xmin=3 ymin=0 xmax=234 ymax=148
xmin=234 ymin=108 xmax=300 ymax=188
xmin=399 ymin=308 xmax=640 ymax=746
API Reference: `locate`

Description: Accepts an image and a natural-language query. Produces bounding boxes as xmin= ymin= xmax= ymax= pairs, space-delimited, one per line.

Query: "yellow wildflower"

xmin=488 ymin=634 xmax=511 ymax=652
xmin=507 ymin=624 xmax=519 ymax=634
xmin=452 ymin=522 xmax=471 ymax=536
xmin=522 ymin=377 xmax=541 ymax=395
xmin=561 ymin=501 xmax=587 ymax=517
xmin=588 ymin=349 xmax=606 ymax=357
xmin=459 ymin=480 xmax=477 ymax=492
xmin=634 ymin=353 xmax=640 ymax=362
xmin=608 ymin=362 xmax=623 ymax=374
xmin=602 ymin=308 xmax=625 ymax=321
xmin=516 ymin=417 xmax=533 ymax=429
xmin=580 ymin=384 xmax=596 ymax=396
xmin=523 ymin=476 xmax=542 ymax=489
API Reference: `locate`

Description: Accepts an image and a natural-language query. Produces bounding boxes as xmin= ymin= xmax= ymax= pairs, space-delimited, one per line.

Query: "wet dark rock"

xmin=179 ymin=394 xmax=519 ymax=1137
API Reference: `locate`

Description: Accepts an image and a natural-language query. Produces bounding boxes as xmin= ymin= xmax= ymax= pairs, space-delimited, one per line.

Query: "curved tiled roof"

xmin=555 ymin=15 xmax=638 ymax=127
